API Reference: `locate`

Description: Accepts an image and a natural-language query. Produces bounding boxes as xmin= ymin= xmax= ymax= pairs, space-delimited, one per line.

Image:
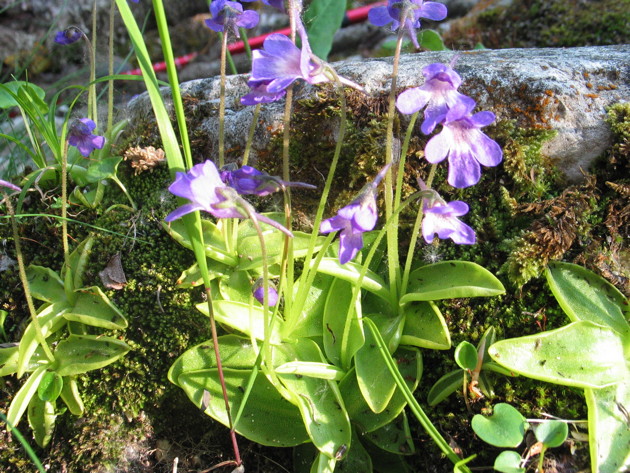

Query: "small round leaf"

xmin=534 ymin=420 xmax=568 ymax=448
xmin=494 ymin=451 xmax=525 ymax=473
xmin=455 ymin=341 xmax=478 ymax=371
xmin=471 ymin=403 xmax=528 ymax=448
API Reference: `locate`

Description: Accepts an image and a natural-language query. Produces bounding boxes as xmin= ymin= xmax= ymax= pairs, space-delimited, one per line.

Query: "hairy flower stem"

xmin=384 ymin=29 xmax=406 ymax=300
xmin=107 ymin=0 xmax=115 ymax=132
xmin=242 ymin=104 xmax=260 ymax=166
xmin=425 ymin=162 xmax=437 ymax=188
xmin=3 ymin=192 xmax=55 ymax=363
xmin=401 ymin=199 xmax=424 ymax=295
xmin=401 ymin=163 xmax=437 ymax=295
xmin=288 ymin=0 xmax=301 ymax=40
xmin=280 ymin=2 xmax=299 ymax=317
xmin=203 ymin=287 xmax=242 ymax=467
xmin=240 ymin=28 xmax=258 ymax=167
xmin=89 ymin=0 xmax=98 ymax=124
xmin=281 ymin=186 xmax=294 ymax=316
xmin=219 ymin=31 xmax=229 ymax=169
xmin=393 ymin=110 xmax=419 ymax=230
xmin=280 ymin=85 xmax=295 ymax=313
xmin=239 ymin=204 xmax=283 ymax=394
xmin=60 ymin=141 xmax=70 ymax=262
xmin=281 ymin=85 xmax=294 ymax=182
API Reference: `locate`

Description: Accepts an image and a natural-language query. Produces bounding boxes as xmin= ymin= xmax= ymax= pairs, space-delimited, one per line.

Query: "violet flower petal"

xmin=253 ymin=284 xmax=279 ymax=306
xmin=397 ymin=62 xmax=476 ymax=135
xmin=241 ymin=80 xmax=287 ymax=105
xmin=469 ymin=130 xmax=503 ymax=167
xmin=167 ymin=160 xmax=225 ymax=214
xmin=223 ymin=165 xmax=315 ymax=196
xmin=204 ymin=18 xmax=225 ymax=33
xmin=425 ymin=129 xmax=451 ymax=164
xmin=320 ymin=165 xmax=389 ymax=264
xmin=54 ymin=28 xmax=82 ymax=45
xmin=396 ymin=87 xmax=431 ymax=115
xmin=206 ymin=0 xmax=259 ymax=36
xmin=447 ymin=148 xmax=482 ymax=188
xmin=338 ymin=228 xmax=364 ymax=264
xmin=320 ymin=214 xmax=348 ymax=234
xmin=0 ymin=179 xmax=21 ymax=192
xmin=367 ymin=6 xmax=394 ymax=27
xmin=420 ymin=1 xmax=448 ymax=21
xmin=369 ymin=0 xmax=448 ymax=46
xmin=236 ymin=10 xmax=260 ymax=29
xmin=422 ymin=199 xmax=476 ymax=244
xmin=165 ymin=203 xmax=205 ymax=222
xmin=67 ymin=118 xmax=105 ymax=157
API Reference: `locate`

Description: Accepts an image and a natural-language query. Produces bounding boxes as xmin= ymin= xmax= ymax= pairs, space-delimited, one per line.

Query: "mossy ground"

xmin=443 ymin=0 xmax=630 ymax=50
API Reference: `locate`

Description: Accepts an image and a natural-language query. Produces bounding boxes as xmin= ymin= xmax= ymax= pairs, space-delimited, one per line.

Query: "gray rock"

xmin=126 ymin=45 xmax=629 ymax=182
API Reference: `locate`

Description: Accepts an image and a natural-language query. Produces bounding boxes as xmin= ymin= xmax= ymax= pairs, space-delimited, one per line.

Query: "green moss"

xmin=606 ymin=103 xmax=630 ymax=136
xmin=446 ymin=0 xmax=630 ymax=49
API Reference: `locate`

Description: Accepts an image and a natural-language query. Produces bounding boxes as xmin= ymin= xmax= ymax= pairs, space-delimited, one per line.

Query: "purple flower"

xmin=241 ymin=33 xmax=327 ymax=105
xmin=166 ymin=160 xmax=244 ymax=221
xmin=424 ymin=101 xmax=502 ymax=188
xmin=252 ymin=279 xmax=279 ymax=306
xmin=368 ymin=0 xmax=447 ymax=49
xmin=0 ymin=179 xmax=21 ymax=192
xmin=67 ymin=118 xmax=105 ymax=157
xmin=320 ymin=165 xmax=390 ymax=264
xmin=241 ymin=17 xmax=364 ymax=105
xmin=54 ymin=28 xmax=82 ymax=46
xmin=221 ymin=164 xmax=316 ymax=196
xmin=165 ymin=160 xmax=293 ymax=236
xmin=205 ymin=0 xmax=259 ymax=38
xmin=241 ymin=79 xmax=287 ymax=105
xmin=396 ymin=62 xmax=475 ymax=134
xmin=422 ymin=199 xmax=475 ymax=244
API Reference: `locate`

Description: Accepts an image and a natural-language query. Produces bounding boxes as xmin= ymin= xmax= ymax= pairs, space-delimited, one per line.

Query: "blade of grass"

xmin=151 ymin=0 xmax=193 ymax=169
xmin=114 ymin=0 xmax=185 ymax=174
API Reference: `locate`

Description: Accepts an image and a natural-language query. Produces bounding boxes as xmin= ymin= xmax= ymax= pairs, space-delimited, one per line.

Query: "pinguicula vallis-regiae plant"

xmin=118 ymin=0 xmax=507 ymax=471
xmin=1 ymin=0 xmax=625 ymax=472
xmin=0 ymin=0 xmax=144 ymax=459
